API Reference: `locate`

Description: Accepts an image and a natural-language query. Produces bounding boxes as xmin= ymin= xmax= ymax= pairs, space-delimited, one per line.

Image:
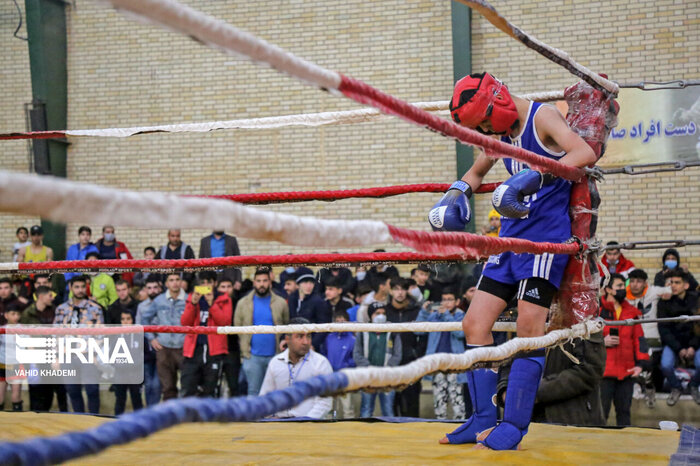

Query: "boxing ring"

xmin=1 ymin=0 xmax=699 ymax=464
xmin=0 ymin=412 xmax=681 ymax=465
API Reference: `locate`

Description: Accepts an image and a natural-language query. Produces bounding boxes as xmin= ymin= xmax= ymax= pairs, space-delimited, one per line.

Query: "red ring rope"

xmin=11 ymin=252 xmax=480 ymax=273
xmin=197 ymin=182 xmax=501 ymax=204
xmin=338 ymin=75 xmax=586 ymax=182
xmin=9 ymin=238 xmax=579 ymax=273
xmin=388 ymin=226 xmax=582 ymax=256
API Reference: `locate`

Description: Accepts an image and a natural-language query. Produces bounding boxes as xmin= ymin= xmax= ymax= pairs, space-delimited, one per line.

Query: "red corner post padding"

xmin=554 ymin=76 xmax=620 ymax=329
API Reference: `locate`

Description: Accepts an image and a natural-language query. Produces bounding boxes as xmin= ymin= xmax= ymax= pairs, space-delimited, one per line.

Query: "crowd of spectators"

xmin=0 ymin=225 xmax=698 ymax=427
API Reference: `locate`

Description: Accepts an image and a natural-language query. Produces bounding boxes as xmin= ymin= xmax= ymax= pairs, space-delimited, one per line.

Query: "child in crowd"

xmin=113 ymin=310 xmax=144 ymax=415
xmin=480 ymin=209 xmax=501 ymax=237
xmin=354 ymin=306 xmax=402 ymax=417
xmin=0 ymin=305 xmax=24 ymax=411
xmin=324 ymin=310 xmax=356 ymax=418
xmin=416 ymin=288 xmax=466 ymax=420
xmin=12 ymin=227 xmax=31 ymax=262
xmin=347 ymin=284 xmax=372 ymax=322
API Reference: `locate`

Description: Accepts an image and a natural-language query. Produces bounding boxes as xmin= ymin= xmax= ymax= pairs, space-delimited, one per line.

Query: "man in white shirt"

xmin=259 ymin=317 xmax=334 ymax=419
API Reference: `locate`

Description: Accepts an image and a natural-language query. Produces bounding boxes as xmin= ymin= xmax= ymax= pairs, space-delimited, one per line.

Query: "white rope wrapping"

xmin=110 ymin=0 xmax=340 ymax=90
xmin=341 ymin=319 xmax=603 ymax=391
xmin=51 ymin=91 xmax=562 ymax=139
xmin=0 ymin=172 xmax=392 ymax=248
xmin=215 ymin=321 xmax=517 ymax=335
xmin=456 ymin=0 xmax=619 ymax=95
xmin=0 ymin=263 xmax=19 ymax=272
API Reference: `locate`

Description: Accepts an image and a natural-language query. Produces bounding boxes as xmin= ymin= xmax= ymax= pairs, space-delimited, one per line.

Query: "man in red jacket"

xmin=599 ymin=241 xmax=636 ymax=279
xmin=599 ymin=273 xmax=649 ymax=426
xmin=95 ymin=225 xmax=134 ymax=285
xmin=181 ymin=271 xmax=233 ymax=397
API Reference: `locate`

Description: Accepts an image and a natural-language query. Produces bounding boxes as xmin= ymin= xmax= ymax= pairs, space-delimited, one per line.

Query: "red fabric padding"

xmin=197 ymin=182 xmax=501 ymax=204
xmin=338 ymin=74 xmax=585 ymax=182
xmin=555 ymin=76 xmax=620 ymax=329
xmin=387 ymin=225 xmax=581 ymax=257
xmin=0 ymin=131 xmax=67 ymax=140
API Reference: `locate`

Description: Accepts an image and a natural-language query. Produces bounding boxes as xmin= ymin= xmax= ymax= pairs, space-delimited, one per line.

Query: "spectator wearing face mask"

xmin=653 ymin=248 xmax=699 ymax=290
xmin=354 ymin=305 xmax=402 ymax=417
xmin=599 ymin=241 xmax=636 ymax=279
xmin=599 ymin=273 xmax=649 ymax=426
xmin=95 ymin=225 xmax=134 ymax=285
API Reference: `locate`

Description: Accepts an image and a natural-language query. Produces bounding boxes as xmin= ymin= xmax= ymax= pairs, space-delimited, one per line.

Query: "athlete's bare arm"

xmin=460 ymin=151 xmax=497 ymax=190
xmin=535 ymin=106 xmax=596 ymax=168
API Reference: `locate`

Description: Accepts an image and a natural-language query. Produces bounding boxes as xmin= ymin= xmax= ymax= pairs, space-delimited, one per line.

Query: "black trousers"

xmin=181 ymin=345 xmax=225 ymax=397
xmin=601 ymin=377 xmax=633 ymax=426
xmin=394 ymin=381 xmax=422 ymax=418
xmin=28 ymin=384 xmax=68 ymax=412
xmin=114 ymin=384 xmax=144 ymax=415
xmin=221 ymin=350 xmax=241 ymax=397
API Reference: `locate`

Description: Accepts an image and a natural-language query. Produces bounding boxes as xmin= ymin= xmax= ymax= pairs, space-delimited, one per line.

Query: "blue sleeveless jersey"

xmin=480 ymin=101 xmax=572 ymax=288
xmin=499 ymin=101 xmax=572 ymax=243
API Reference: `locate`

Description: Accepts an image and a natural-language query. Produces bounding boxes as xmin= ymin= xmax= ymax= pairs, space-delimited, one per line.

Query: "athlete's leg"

xmin=462 ymin=289 xmax=509 ymax=345
xmin=477 ymin=279 xmax=553 ymax=450
xmin=440 ymin=281 xmax=512 ymax=444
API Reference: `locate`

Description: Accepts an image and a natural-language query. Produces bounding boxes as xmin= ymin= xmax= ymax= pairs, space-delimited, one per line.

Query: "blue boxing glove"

xmin=428 ymin=180 xmax=472 ymax=231
xmin=492 ymin=169 xmax=549 ymax=219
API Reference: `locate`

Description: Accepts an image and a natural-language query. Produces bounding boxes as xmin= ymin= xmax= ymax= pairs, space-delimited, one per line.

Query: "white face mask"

xmin=104 ymin=233 xmax=115 ymax=242
xmin=372 ymin=313 xmax=387 ymax=324
xmin=356 ymin=271 xmax=367 ymax=281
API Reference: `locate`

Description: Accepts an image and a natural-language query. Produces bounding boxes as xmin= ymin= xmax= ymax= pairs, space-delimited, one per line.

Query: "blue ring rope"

xmin=0 ymin=372 xmax=349 ymax=465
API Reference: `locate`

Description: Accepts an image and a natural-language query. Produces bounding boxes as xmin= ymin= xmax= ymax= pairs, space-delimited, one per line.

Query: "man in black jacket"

xmin=654 ymin=248 xmax=698 ymax=290
xmin=498 ymin=330 xmax=606 ymax=426
xmin=658 ymin=270 xmax=700 ymax=405
xmin=199 ymin=230 xmax=242 ymax=286
xmin=288 ymin=273 xmax=329 ymax=352
xmin=381 ymin=277 xmax=425 ymax=417
xmin=106 ymin=280 xmax=139 ymax=324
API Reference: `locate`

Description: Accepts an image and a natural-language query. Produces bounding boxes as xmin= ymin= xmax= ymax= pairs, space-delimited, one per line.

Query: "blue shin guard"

xmin=480 ymin=349 xmax=545 ymax=450
xmin=445 ymin=346 xmax=498 ymax=444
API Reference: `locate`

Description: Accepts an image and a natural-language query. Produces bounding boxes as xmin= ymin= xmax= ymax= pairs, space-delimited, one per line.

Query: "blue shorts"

xmin=481 ymin=251 xmax=569 ymax=289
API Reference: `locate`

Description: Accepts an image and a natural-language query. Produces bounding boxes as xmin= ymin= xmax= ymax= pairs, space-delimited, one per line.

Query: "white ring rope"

xmin=341 ymin=319 xmax=603 ymax=391
xmin=455 ymin=0 xmax=619 ymax=95
xmin=0 ymin=172 xmax=392 ymax=248
xmin=111 ymin=0 xmax=341 ymax=90
xmin=214 ymin=321 xmax=516 ymax=335
xmin=8 ymin=91 xmax=563 ymax=139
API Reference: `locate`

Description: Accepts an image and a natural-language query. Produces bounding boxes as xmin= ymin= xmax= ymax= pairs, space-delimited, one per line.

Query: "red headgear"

xmin=449 ymin=72 xmax=519 ymax=136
